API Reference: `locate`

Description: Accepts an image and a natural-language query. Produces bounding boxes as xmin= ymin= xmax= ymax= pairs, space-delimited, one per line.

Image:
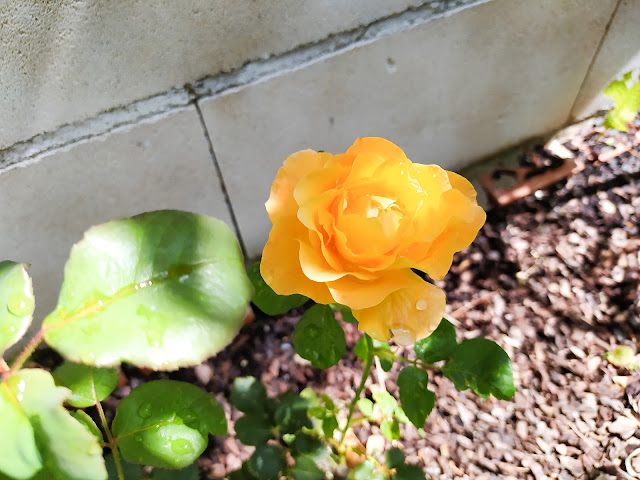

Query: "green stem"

xmin=371 ymin=347 xmax=438 ymax=370
xmin=95 ymin=388 xmax=124 ymax=480
xmin=339 ymin=353 xmax=373 ymax=446
xmin=10 ymin=328 xmax=46 ymax=373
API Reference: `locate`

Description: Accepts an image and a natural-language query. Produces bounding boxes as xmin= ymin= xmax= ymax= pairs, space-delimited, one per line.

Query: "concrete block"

xmin=0 ymin=0 xmax=427 ymax=149
xmin=570 ymin=0 xmax=640 ymax=119
xmin=200 ymin=0 xmax=616 ymax=258
xmin=0 ymin=107 xmax=232 ymax=349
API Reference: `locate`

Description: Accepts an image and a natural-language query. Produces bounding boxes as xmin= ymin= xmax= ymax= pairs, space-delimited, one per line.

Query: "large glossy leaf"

xmin=442 ymin=338 xmax=515 ymax=400
xmin=112 ymin=379 xmax=226 ymax=469
xmin=53 ymin=362 xmax=119 ymax=408
xmin=0 ymin=369 xmax=105 ymax=480
xmin=42 ymin=210 xmax=253 ymax=370
xmin=0 ymin=261 xmax=35 ymax=356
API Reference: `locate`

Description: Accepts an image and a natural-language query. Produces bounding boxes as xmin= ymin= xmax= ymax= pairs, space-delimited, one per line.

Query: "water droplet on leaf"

xmin=137 ymin=402 xmax=153 ymax=419
xmin=170 ymin=439 xmax=195 ymax=455
xmin=7 ymin=293 xmax=33 ymax=317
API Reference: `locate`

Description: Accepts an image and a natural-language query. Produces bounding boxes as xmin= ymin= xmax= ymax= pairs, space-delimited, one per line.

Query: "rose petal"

xmin=326 ymin=269 xmax=417 ymax=310
xmin=345 ymin=137 xmax=408 ymax=163
xmin=266 ymin=149 xmax=330 ymax=224
xmin=261 ymin=222 xmax=334 ymax=305
xmin=353 ymin=278 xmax=445 ymax=344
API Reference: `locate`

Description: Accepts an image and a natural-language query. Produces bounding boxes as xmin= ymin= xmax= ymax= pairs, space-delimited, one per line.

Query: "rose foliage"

xmin=261 ymin=137 xmax=486 ymax=344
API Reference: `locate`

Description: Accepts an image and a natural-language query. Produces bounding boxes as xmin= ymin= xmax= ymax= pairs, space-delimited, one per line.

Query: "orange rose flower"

xmin=261 ymin=138 xmax=485 ymax=344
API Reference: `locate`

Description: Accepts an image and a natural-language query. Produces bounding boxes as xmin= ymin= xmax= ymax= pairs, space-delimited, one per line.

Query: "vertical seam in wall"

xmin=191 ymin=98 xmax=248 ymax=259
xmin=566 ymin=0 xmax=623 ymax=122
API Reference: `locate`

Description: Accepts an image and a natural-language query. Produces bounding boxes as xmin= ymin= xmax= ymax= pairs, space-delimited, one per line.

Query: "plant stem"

xmin=371 ymin=347 xmax=438 ymax=370
xmin=339 ymin=353 xmax=373 ymax=446
xmin=95 ymin=391 xmax=124 ymax=480
xmin=10 ymin=328 xmax=46 ymax=373
xmin=0 ymin=358 xmax=9 ymax=378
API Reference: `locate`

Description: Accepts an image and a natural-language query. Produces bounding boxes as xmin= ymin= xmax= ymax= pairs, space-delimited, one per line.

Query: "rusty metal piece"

xmin=480 ymin=150 xmax=584 ymax=206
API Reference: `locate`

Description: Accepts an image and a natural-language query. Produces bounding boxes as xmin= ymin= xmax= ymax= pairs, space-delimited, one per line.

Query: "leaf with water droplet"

xmin=113 ymin=379 xmax=226 ymax=469
xmin=53 ymin=362 xmax=119 ymax=408
xmin=248 ymin=262 xmax=307 ymax=315
xmin=42 ymin=211 xmax=253 ymax=370
xmin=293 ymin=304 xmax=345 ymax=369
xmin=0 ymin=369 xmax=106 ymax=479
xmin=0 ymin=261 xmax=35 ymax=356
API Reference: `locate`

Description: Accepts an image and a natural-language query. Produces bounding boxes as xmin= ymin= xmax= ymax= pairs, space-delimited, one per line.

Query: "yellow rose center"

xmin=343 ymin=193 xmax=402 ymax=239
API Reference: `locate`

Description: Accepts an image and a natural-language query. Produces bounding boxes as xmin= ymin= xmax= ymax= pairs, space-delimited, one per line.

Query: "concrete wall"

xmin=1 ymin=0 xmax=639 ymax=339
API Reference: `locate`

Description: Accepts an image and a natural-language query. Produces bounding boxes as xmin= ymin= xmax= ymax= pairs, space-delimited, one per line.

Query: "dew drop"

xmin=391 ymin=329 xmax=415 ymax=346
xmin=178 ymin=274 xmax=189 ymax=283
xmin=170 ymin=439 xmax=195 ymax=455
xmin=7 ymin=294 xmax=34 ymax=317
xmin=416 ymin=299 xmax=427 ymax=311
xmin=137 ymin=402 xmax=153 ymax=419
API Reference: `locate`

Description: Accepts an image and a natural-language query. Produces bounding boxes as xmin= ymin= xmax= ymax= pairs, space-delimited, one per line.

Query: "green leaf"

xmin=605 ymin=345 xmax=638 ymax=369
xmin=105 ymin=454 xmax=144 ymax=480
xmin=274 ymin=392 xmax=312 ymax=434
xmin=293 ymin=304 xmax=346 ymax=369
xmin=357 ymin=398 xmax=374 ymax=418
xmin=112 ymin=379 xmax=226 ymax=469
xmin=69 ymin=410 xmax=103 ymax=443
xmin=234 ymin=414 xmax=274 ymax=446
xmin=0 ymin=261 xmax=35 ymax=356
xmin=386 ymin=447 xmax=405 ymax=469
xmin=372 ymin=339 xmax=393 ymax=371
xmin=0 ymin=369 xmax=105 ymax=480
xmin=53 ymin=362 xmax=119 ymax=408
xmin=321 ymin=414 xmax=339 ymax=438
xmin=394 ymin=406 xmax=410 ymax=425
xmin=231 ymin=376 xmax=268 ymax=414
xmin=373 ymin=391 xmax=397 ymax=417
xmin=349 ymin=461 xmax=385 ymax=480
xmin=604 ymin=71 xmax=640 ymax=131
xmin=393 ymin=464 xmax=426 ymax=480
xmin=414 ymin=319 xmax=456 ymax=363
xmin=248 ymin=262 xmax=307 ymax=315
xmin=292 ymin=456 xmax=324 ymax=480
xmin=292 ymin=433 xmax=328 ymax=462
xmin=442 ymin=338 xmax=515 ymax=400
xmin=330 ymin=303 xmax=357 ymax=323
xmin=354 ymin=334 xmax=373 ymax=362
xmin=397 ymin=367 xmax=435 ymax=428
xmin=380 ymin=419 xmax=401 ymax=441
xmin=247 ymin=445 xmax=284 ymax=480
xmin=43 ymin=210 xmax=253 ymax=370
